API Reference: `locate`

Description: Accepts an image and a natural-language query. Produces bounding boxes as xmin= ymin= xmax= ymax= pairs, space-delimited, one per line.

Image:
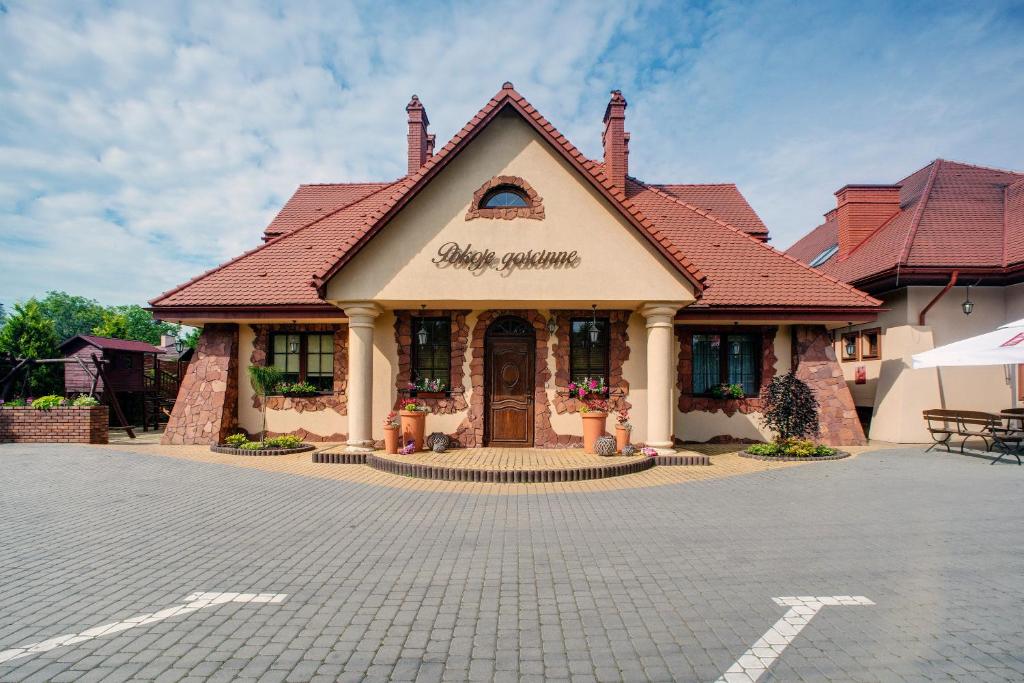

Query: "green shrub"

xmin=747 ymin=443 xmax=781 ymax=456
xmin=224 ymin=433 xmax=249 ymax=447
xmin=813 ymin=444 xmax=837 ymax=456
xmin=31 ymin=395 xmax=66 ymax=410
xmin=759 ymin=370 xmax=819 ymax=441
xmin=70 ymin=394 xmax=100 ymax=407
xmin=265 ymin=434 xmax=302 ymax=448
xmin=238 ymin=441 xmax=265 ymax=450
xmin=748 ymin=439 xmax=837 ymax=457
xmin=1 ymin=398 xmax=27 ymax=407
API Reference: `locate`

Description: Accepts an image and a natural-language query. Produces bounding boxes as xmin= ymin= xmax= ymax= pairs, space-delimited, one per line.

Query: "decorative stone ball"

xmin=622 ymin=444 xmax=637 ymax=457
xmin=595 ymin=435 xmax=617 ymax=456
xmin=425 ymin=431 xmax=450 ymax=451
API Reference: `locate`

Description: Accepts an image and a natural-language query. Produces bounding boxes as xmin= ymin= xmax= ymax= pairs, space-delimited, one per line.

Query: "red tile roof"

xmin=151 ymin=84 xmax=880 ymax=315
xmin=627 ymin=181 xmax=879 ymax=309
xmin=651 ymin=184 xmax=768 ymax=239
xmin=60 ymin=335 xmax=163 ymax=354
xmin=262 ymin=182 xmax=394 ymax=240
xmin=788 ymin=159 xmax=1024 ymax=286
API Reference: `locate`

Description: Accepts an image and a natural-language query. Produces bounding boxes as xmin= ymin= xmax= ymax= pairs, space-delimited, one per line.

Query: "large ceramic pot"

xmin=383 ymin=425 xmax=399 ymax=454
xmin=615 ymin=425 xmax=631 ymax=453
xmin=581 ymin=411 xmax=608 ymax=454
xmin=400 ymin=410 xmax=426 ymax=451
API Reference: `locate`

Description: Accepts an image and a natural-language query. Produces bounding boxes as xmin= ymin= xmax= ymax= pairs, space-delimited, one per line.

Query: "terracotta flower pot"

xmin=581 ymin=411 xmax=608 ymax=454
xmin=400 ymin=410 xmax=426 ymax=451
xmin=615 ymin=425 xmax=630 ymax=453
xmin=383 ymin=425 xmax=399 ymax=454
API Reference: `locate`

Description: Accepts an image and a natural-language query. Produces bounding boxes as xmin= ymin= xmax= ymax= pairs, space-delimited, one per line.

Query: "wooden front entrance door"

xmin=485 ymin=317 xmax=535 ymax=447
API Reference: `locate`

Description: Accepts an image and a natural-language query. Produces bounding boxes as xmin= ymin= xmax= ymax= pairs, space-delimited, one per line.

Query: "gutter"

xmin=917 ymin=270 xmax=958 ymax=326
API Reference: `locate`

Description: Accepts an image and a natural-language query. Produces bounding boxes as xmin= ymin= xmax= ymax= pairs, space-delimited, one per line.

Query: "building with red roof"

xmin=150 ymin=84 xmax=880 ymax=448
xmin=788 ymin=159 xmax=1024 ymax=442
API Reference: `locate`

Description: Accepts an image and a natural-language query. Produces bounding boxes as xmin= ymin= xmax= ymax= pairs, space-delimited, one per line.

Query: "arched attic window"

xmin=480 ymin=185 xmax=529 ymax=209
xmin=466 ymin=175 xmax=545 ymax=220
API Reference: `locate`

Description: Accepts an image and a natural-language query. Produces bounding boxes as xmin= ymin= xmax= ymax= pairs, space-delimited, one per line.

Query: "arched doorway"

xmin=484 ymin=316 xmax=535 ymax=447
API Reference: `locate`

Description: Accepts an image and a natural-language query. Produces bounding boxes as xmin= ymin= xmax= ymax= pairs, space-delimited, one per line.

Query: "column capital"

xmin=639 ymin=302 xmax=682 ymax=327
xmin=342 ymin=302 xmax=381 ymax=328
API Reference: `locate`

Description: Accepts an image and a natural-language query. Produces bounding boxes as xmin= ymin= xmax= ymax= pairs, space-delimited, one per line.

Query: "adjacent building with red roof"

xmin=151 ymin=84 xmax=880 ymax=448
xmin=788 ymin=159 xmax=1024 ymax=442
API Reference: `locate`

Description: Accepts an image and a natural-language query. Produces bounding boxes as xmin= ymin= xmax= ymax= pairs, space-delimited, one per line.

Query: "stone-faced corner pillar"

xmin=793 ymin=325 xmax=867 ymax=447
xmin=641 ymin=302 xmax=682 ymax=454
xmin=161 ymin=323 xmax=239 ymax=445
xmin=343 ymin=303 xmax=380 ymax=453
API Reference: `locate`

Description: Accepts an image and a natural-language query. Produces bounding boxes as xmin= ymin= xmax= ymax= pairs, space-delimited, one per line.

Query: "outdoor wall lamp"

xmin=962 ymin=284 xmax=974 ymax=316
xmin=546 ymin=316 xmax=557 ymax=335
xmin=844 ymin=335 xmax=857 ymax=358
xmin=288 ymin=338 xmax=299 ymax=353
xmin=589 ymin=304 xmax=599 ymax=344
xmin=417 ymin=305 xmax=429 ymax=346
xmin=174 ymin=338 xmax=185 ymax=354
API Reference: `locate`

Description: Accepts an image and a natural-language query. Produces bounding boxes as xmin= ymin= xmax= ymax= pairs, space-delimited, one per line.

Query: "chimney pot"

xmin=602 ymin=90 xmax=628 ymax=190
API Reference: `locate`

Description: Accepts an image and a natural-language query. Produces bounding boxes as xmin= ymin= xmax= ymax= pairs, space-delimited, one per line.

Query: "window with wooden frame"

xmin=269 ymin=332 xmax=334 ymax=391
xmin=861 ymin=328 xmax=881 ymax=360
xmin=691 ymin=332 xmax=761 ymax=397
xmin=569 ymin=318 xmax=610 ymax=384
xmin=411 ymin=317 xmax=451 ymax=391
xmin=840 ymin=331 xmax=860 ymax=362
xmin=479 ymin=185 xmax=529 ymax=209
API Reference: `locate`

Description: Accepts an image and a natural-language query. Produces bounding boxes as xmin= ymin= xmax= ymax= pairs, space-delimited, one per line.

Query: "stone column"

xmin=642 ymin=303 xmax=681 ymax=454
xmin=161 ymin=323 xmax=239 ymax=445
xmin=793 ymin=325 xmax=867 ymax=446
xmin=344 ymin=303 xmax=380 ymax=452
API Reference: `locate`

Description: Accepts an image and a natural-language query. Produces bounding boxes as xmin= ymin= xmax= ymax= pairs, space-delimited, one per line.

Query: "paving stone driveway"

xmin=0 ymin=444 xmax=1022 ymax=683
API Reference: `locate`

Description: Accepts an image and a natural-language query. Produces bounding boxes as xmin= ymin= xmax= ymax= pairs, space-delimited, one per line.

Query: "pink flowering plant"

xmin=409 ymin=377 xmax=447 ymax=393
xmin=567 ymin=376 xmax=608 ymax=412
xmin=615 ymin=409 xmax=631 ymax=430
xmin=383 ymin=411 xmax=399 ymax=428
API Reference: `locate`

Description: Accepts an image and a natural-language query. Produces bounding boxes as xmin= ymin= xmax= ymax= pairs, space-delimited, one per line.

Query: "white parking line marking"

xmin=0 ymin=591 xmax=287 ymax=665
xmin=716 ymin=595 xmax=874 ymax=682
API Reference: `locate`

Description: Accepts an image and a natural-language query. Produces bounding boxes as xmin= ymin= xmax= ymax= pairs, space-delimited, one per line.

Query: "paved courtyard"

xmin=0 ymin=444 xmax=1022 ymax=682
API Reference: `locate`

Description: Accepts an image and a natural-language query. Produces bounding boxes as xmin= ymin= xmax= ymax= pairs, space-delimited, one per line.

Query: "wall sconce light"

xmin=174 ymin=338 xmax=185 ymax=354
xmin=547 ymin=316 xmax=557 ymax=335
xmin=589 ymin=304 xmax=599 ymax=344
xmin=844 ymin=335 xmax=857 ymax=359
xmin=288 ymin=338 xmax=299 ymax=353
xmin=962 ymin=284 xmax=974 ymax=316
xmin=417 ymin=305 xmax=429 ymax=346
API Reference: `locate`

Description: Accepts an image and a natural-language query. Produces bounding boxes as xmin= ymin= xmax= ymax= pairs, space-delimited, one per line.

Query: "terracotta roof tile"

xmin=789 ymin=159 xmax=1024 ymax=284
xmin=652 ymin=183 xmax=768 ymax=237
xmin=60 ymin=335 xmax=163 ymax=353
xmin=263 ymin=182 xmax=393 ymax=239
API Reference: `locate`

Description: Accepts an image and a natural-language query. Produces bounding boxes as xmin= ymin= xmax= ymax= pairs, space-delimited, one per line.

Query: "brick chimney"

xmin=406 ymin=95 xmax=430 ymax=175
xmin=602 ymin=90 xmax=628 ymax=190
xmin=834 ymin=184 xmax=901 ymax=259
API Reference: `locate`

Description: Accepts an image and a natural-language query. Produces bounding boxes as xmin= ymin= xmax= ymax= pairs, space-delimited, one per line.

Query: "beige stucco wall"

xmin=836 ymin=284 xmax=1022 ymax=443
xmin=324 ymin=109 xmax=696 ymax=309
xmin=237 ymin=324 xmax=350 ymax=438
xmin=673 ymin=325 xmax=793 ymax=443
xmin=233 ymin=317 xmax=817 ymax=446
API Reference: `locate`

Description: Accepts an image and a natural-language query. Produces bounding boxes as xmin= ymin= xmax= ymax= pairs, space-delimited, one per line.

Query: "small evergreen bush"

xmin=759 ymin=371 xmax=819 ymax=441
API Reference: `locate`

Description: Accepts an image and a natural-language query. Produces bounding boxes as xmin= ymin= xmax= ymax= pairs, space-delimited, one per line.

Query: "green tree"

xmin=182 ymin=327 xmax=202 ymax=350
xmin=92 ymin=305 xmax=179 ymax=345
xmin=35 ymin=291 xmax=106 ymax=342
xmin=0 ymin=301 xmax=62 ymax=396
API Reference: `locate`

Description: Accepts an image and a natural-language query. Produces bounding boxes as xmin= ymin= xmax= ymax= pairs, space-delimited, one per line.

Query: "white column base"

xmin=344 ymin=441 xmax=375 ymax=454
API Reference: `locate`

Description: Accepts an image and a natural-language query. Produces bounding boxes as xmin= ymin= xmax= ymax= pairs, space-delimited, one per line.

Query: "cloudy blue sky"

xmin=2 ymin=0 xmax=1023 ymax=309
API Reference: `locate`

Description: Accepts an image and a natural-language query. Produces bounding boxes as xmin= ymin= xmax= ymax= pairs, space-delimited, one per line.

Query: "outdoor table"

xmin=989 ymin=411 xmax=1024 ymax=465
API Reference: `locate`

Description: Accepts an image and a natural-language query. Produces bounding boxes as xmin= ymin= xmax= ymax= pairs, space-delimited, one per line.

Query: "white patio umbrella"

xmin=912 ymin=318 xmax=1024 ymax=369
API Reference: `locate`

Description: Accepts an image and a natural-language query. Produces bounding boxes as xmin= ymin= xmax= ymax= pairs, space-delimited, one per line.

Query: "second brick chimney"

xmin=603 ymin=90 xmax=628 ymax=191
xmin=835 ymin=184 xmax=901 ymax=259
xmin=406 ymin=95 xmax=431 ymax=175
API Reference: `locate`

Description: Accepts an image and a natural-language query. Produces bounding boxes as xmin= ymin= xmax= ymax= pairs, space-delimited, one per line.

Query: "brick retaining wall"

xmin=0 ymin=406 xmax=109 ymax=444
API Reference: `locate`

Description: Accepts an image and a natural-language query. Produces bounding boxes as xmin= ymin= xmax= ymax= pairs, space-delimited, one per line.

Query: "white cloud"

xmin=1 ymin=0 xmax=1022 ymax=309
